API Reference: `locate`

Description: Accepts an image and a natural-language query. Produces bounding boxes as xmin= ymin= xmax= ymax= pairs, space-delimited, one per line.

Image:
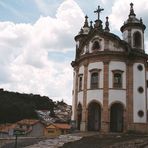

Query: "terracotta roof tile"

xmin=17 ymin=119 xmax=39 ymax=125
xmin=0 ymin=124 xmax=17 ymax=132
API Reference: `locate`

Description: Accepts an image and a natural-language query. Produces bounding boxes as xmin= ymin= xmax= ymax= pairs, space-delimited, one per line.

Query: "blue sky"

xmin=0 ymin=0 xmax=147 ymax=104
xmin=0 ymin=0 xmax=105 ymax=23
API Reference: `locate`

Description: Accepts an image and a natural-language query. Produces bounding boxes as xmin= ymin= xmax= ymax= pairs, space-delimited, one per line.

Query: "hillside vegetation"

xmin=0 ymin=89 xmax=55 ymax=123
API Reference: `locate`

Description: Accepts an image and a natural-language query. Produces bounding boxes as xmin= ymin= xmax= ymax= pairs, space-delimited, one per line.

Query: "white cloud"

xmin=109 ymin=0 xmax=148 ymax=31
xmin=109 ymin=0 xmax=148 ymax=49
xmin=0 ymin=0 xmax=84 ymax=104
xmin=101 ymin=0 xmax=108 ymax=4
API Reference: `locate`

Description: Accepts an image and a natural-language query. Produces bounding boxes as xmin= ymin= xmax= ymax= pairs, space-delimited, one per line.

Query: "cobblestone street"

xmin=25 ymin=132 xmax=148 ymax=148
xmin=25 ymin=135 xmax=82 ymax=148
xmin=2 ymin=132 xmax=148 ymax=148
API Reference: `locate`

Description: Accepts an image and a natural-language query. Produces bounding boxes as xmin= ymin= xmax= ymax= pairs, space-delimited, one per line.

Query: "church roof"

xmin=120 ymin=3 xmax=146 ymax=32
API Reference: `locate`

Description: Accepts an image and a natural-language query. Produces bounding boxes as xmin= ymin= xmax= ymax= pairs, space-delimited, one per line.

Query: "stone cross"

xmin=94 ymin=6 xmax=104 ymax=21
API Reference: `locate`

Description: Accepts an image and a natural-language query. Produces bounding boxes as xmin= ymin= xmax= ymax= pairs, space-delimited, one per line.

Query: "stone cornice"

xmin=71 ymin=50 xmax=148 ymax=67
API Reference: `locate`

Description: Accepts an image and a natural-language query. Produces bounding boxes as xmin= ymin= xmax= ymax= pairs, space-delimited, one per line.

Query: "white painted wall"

xmin=79 ymin=65 xmax=84 ymax=74
xmin=76 ymin=41 xmax=79 ymax=47
xmin=83 ymin=27 xmax=90 ymax=34
xmin=89 ymin=35 xmax=104 ymax=52
xmin=76 ymin=65 xmax=85 ymax=109
xmin=87 ymin=62 xmax=104 ymax=89
xmin=71 ymin=71 xmax=76 ymax=120
xmin=122 ymin=30 xmax=128 ymax=42
xmin=87 ymin=90 xmax=103 ymax=106
xmin=109 ymin=90 xmax=126 ymax=106
xmin=79 ymin=65 xmax=84 ymax=90
xmin=133 ymin=63 xmax=146 ymax=123
xmin=78 ymin=91 xmax=83 ymax=105
xmin=107 ymin=40 xmax=124 ymax=52
xmin=109 ymin=61 xmax=126 ymax=89
xmin=146 ymin=72 xmax=148 ymax=109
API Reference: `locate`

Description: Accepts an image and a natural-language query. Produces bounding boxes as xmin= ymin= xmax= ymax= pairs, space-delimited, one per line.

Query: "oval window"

xmin=138 ymin=110 xmax=144 ymax=117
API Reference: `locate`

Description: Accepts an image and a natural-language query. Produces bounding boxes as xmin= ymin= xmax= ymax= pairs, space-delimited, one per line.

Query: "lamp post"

xmin=13 ymin=128 xmax=25 ymax=148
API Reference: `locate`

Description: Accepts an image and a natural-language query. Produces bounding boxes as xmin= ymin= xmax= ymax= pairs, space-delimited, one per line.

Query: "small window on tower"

xmin=133 ymin=31 xmax=142 ymax=48
xmin=92 ymin=41 xmax=100 ymax=50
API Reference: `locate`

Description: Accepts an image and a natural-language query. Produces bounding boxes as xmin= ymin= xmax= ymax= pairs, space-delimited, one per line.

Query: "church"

xmin=71 ymin=3 xmax=148 ymax=133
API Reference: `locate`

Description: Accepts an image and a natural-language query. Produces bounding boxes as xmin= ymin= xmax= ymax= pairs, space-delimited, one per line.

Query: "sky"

xmin=0 ymin=0 xmax=148 ymax=105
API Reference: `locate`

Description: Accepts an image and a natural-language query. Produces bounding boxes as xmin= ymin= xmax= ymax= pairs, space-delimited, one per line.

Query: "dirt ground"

xmin=1 ymin=137 xmax=45 ymax=148
xmin=61 ymin=133 xmax=148 ymax=148
xmin=2 ymin=132 xmax=148 ymax=148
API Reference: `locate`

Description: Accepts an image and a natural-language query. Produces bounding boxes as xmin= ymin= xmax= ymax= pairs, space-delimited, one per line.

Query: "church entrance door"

xmin=110 ymin=103 xmax=124 ymax=132
xmin=88 ymin=102 xmax=101 ymax=131
xmin=77 ymin=103 xmax=82 ymax=130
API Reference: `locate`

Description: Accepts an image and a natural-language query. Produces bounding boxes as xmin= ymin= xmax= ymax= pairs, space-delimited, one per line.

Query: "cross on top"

xmin=94 ymin=5 xmax=104 ymax=21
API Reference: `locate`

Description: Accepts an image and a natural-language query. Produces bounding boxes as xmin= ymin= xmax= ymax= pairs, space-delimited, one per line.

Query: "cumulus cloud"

xmin=0 ymin=0 xmax=84 ymax=104
xmin=109 ymin=0 xmax=148 ymax=31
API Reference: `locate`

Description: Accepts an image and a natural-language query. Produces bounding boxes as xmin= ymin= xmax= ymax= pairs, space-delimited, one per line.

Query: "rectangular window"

xmin=79 ymin=75 xmax=83 ymax=91
xmin=91 ymin=72 xmax=98 ymax=89
xmin=48 ymin=129 xmax=55 ymax=133
xmin=113 ymin=73 xmax=122 ymax=88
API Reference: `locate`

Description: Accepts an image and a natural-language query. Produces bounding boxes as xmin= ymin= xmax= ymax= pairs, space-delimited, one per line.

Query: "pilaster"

xmin=80 ymin=61 xmax=88 ymax=131
xmin=73 ymin=67 xmax=79 ymax=122
xmin=101 ymin=60 xmax=109 ymax=133
xmin=126 ymin=61 xmax=133 ymax=130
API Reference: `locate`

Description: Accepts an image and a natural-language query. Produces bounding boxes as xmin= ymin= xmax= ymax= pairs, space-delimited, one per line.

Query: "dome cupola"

xmin=120 ymin=3 xmax=146 ymax=51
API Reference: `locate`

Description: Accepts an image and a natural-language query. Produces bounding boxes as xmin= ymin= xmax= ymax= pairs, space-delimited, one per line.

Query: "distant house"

xmin=16 ymin=119 xmax=44 ymax=137
xmin=44 ymin=123 xmax=71 ymax=137
xmin=0 ymin=124 xmax=17 ymax=138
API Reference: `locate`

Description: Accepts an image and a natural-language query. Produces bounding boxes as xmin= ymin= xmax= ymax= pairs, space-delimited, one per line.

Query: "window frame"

xmin=112 ymin=70 xmax=123 ymax=89
xmin=92 ymin=41 xmax=100 ymax=50
xmin=89 ymin=69 xmax=101 ymax=89
xmin=133 ymin=31 xmax=142 ymax=48
xmin=78 ymin=74 xmax=83 ymax=91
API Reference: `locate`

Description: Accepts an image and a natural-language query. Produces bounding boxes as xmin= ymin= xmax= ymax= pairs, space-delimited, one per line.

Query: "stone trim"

xmin=109 ymin=88 xmax=126 ymax=90
xmin=81 ymin=62 xmax=88 ymax=131
xmin=74 ymin=67 xmax=79 ymax=122
xmin=126 ymin=62 xmax=133 ymax=131
xmin=101 ymin=61 xmax=109 ymax=133
xmin=89 ymin=69 xmax=102 ymax=89
xmin=144 ymin=65 xmax=148 ymax=123
xmin=87 ymin=88 xmax=103 ymax=90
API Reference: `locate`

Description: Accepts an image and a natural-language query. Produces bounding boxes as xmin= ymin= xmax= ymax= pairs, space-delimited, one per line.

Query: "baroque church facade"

xmin=71 ymin=3 xmax=148 ymax=133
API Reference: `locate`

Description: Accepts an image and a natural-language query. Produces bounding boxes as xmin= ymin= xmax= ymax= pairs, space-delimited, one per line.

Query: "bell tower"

xmin=120 ymin=3 xmax=146 ymax=51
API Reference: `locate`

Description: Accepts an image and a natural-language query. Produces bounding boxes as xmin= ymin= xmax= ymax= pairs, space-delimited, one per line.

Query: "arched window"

xmin=133 ymin=31 xmax=142 ymax=48
xmin=91 ymin=72 xmax=98 ymax=89
xmin=92 ymin=41 xmax=100 ymax=50
xmin=112 ymin=70 xmax=123 ymax=88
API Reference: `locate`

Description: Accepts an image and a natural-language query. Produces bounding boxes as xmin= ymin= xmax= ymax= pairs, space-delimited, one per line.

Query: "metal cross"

xmin=94 ymin=6 xmax=104 ymax=21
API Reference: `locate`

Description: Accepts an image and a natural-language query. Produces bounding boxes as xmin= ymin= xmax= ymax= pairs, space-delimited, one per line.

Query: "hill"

xmin=0 ymin=89 xmax=55 ymax=123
